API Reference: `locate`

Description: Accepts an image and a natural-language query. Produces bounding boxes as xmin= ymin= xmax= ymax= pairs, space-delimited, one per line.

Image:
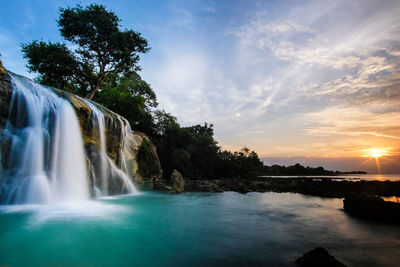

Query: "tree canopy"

xmin=93 ymin=73 xmax=158 ymax=133
xmin=21 ymin=4 xmax=149 ymax=99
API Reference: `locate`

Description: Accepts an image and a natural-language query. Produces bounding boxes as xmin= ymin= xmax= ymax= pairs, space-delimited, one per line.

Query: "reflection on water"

xmin=383 ymin=196 xmax=400 ymax=203
xmin=0 ymin=201 xmax=129 ymax=225
xmin=1 ymin=191 xmax=400 ymax=267
xmin=260 ymin=173 xmax=400 ymax=181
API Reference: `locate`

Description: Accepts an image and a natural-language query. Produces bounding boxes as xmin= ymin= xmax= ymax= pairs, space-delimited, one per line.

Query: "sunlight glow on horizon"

xmin=363 ymin=148 xmax=388 ymax=158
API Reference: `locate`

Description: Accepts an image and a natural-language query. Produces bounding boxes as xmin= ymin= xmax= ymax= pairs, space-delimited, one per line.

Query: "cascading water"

xmin=83 ymin=100 xmax=136 ymax=196
xmin=85 ymin=101 xmax=109 ymax=196
xmin=0 ymin=73 xmax=139 ymax=205
xmin=0 ymin=73 xmax=89 ymax=204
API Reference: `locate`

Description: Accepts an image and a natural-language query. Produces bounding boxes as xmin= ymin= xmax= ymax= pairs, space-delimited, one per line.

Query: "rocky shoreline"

xmin=181 ymin=177 xmax=400 ymax=198
xmin=152 ymin=173 xmax=400 ymax=224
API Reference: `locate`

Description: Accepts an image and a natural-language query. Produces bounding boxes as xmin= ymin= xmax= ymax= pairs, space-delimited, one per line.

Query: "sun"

xmin=365 ymin=148 xmax=387 ymax=158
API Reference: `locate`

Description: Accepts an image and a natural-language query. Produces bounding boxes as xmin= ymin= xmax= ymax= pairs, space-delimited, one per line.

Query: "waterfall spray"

xmin=0 ymin=73 xmax=89 ymax=204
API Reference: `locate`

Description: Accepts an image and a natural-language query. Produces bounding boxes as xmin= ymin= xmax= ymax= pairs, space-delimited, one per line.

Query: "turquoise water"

xmin=1 ymin=191 xmax=400 ymax=266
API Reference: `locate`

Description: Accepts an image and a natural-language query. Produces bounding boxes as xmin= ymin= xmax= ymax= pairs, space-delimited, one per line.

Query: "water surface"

xmin=1 ymin=191 xmax=399 ymax=266
xmin=261 ymin=173 xmax=400 ymax=181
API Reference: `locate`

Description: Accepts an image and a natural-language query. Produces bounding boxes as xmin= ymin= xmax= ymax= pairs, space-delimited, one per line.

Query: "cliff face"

xmin=0 ymin=61 xmax=12 ymax=180
xmin=0 ymin=62 xmax=12 ymax=130
xmin=0 ymin=62 xmax=162 ymax=197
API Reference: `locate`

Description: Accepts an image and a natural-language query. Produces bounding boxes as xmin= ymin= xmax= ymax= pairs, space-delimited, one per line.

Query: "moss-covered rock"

xmin=171 ymin=169 xmax=184 ymax=193
xmin=0 ymin=61 xmax=13 ymax=180
xmin=0 ymin=60 xmax=13 ymax=130
xmin=135 ymin=132 xmax=163 ymax=182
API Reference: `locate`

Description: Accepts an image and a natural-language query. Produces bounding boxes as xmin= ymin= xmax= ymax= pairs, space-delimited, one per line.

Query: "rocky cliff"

xmin=0 ymin=60 xmax=162 ymax=197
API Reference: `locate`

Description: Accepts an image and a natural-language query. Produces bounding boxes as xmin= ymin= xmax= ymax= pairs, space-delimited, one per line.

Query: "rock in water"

xmin=343 ymin=194 xmax=400 ymax=222
xmin=171 ymin=169 xmax=184 ymax=193
xmin=296 ymin=247 xmax=346 ymax=267
xmin=343 ymin=194 xmax=383 ymax=220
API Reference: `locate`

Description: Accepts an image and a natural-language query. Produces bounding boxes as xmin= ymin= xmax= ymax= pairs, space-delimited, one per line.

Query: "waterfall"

xmin=0 ymin=73 xmax=89 ymax=204
xmin=83 ymin=100 xmax=137 ymax=196
xmin=0 ymin=73 xmax=139 ymax=205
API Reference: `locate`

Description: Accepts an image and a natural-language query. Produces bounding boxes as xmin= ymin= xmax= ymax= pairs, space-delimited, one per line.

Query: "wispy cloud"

xmin=213 ymin=0 xmax=400 ymax=156
xmin=3 ymin=0 xmax=399 ymax=159
xmin=303 ymin=106 xmax=400 ymax=139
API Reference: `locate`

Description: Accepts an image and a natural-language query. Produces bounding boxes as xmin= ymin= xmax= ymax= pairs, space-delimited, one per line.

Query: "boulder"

xmin=296 ymin=247 xmax=346 ymax=267
xmin=171 ymin=169 xmax=184 ymax=193
xmin=343 ymin=194 xmax=400 ymax=222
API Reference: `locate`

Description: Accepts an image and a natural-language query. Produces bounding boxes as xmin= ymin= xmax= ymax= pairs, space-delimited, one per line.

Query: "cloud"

xmin=303 ymin=106 xmax=400 ymax=140
xmin=2 ymin=0 xmax=397 ymax=160
xmin=138 ymin=0 xmax=400 ymax=158
xmin=227 ymin=0 xmax=400 ymax=128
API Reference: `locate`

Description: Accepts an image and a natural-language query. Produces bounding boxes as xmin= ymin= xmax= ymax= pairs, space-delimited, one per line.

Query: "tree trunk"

xmin=86 ymin=85 xmax=99 ymax=100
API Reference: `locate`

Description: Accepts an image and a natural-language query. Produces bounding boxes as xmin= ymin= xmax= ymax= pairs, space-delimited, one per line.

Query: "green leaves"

xmin=58 ymin=5 xmax=120 ymax=46
xmin=57 ymin=4 xmax=149 ymax=77
xmin=117 ymin=73 xmax=158 ymax=108
xmin=21 ymin=41 xmax=78 ymax=91
xmin=22 ymin=4 xmax=149 ymax=99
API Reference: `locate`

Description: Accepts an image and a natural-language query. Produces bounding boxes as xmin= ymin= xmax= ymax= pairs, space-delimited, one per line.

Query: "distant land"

xmin=262 ymin=156 xmax=400 ymax=174
xmin=260 ymin=163 xmax=366 ymax=176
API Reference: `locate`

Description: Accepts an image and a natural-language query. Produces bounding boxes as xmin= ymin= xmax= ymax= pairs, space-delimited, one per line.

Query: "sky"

xmin=1 ymin=0 xmax=399 ymax=173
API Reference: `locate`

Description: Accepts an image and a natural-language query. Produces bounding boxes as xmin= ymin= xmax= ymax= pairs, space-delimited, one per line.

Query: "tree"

xmin=93 ymin=72 xmax=158 ymax=133
xmin=114 ymin=72 xmax=158 ymax=109
xmin=21 ymin=4 xmax=149 ymax=99
xmin=153 ymin=110 xmax=179 ymax=136
xmin=21 ymin=41 xmax=79 ymax=92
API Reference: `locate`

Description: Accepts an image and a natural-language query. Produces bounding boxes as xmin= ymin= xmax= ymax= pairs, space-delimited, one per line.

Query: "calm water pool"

xmin=1 ymin=191 xmax=399 ymax=266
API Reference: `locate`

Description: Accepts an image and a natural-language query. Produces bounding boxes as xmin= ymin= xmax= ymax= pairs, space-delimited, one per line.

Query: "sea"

xmin=261 ymin=173 xmax=400 ymax=181
xmin=1 ymin=191 xmax=400 ymax=266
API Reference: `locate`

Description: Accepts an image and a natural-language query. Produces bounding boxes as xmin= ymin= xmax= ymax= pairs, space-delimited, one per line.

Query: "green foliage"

xmin=262 ymin=163 xmax=335 ymax=176
xmin=21 ymin=4 xmax=149 ymax=99
xmin=152 ymin=120 xmax=264 ymax=180
xmin=153 ymin=110 xmax=179 ymax=136
xmin=21 ymin=41 xmax=78 ymax=92
xmin=115 ymin=72 xmax=157 ymax=109
xmin=215 ymin=147 xmax=264 ymax=178
xmin=92 ymin=72 xmax=157 ymax=133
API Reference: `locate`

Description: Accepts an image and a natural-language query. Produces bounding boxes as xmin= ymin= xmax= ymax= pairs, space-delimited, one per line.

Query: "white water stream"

xmin=83 ymin=100 xmax=136 ymax=196
xmin=0 ymin=73 xmax=136 ymax=204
